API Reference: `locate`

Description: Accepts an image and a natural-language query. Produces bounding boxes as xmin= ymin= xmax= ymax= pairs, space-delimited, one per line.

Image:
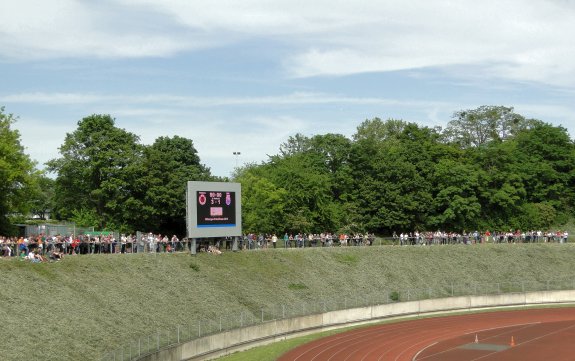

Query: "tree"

xmin=279 ymin=133 xmax=311 ymax=157
xmin=513 ymin=121 xmax=575 ymax=221
xmin=429 ymin=159 xmax=482 ymax=230
xmin=268 ymin=152 xmax=338 ymax=232
xmin=353 ymin=118 xmax=407 ymax=143
xmin=28 ymin=173 xmax=55 ymax=220
xmin=443 ymin=106 xmax=530 ymax=148
xmin=141 ymin=136 xmax=212 ymax=235
xmin=0 ymin=107 xmax=37 ymax=234
xmin=47 ymin=114 xmax=144 ymax=230
xmin=235 ymin=167 xmax=288 ymax=234
xmin=349 ymin=121 xmax=441 ymax=233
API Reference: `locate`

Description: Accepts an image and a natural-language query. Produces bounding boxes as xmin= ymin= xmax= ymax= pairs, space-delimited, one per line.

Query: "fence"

xmin=4 ymin=233 xmax=570 ymax=258
xmin=16 ymin=223 xmax=95 ymax=238
xmin=100 ymin=278 xmax=575 ymax=361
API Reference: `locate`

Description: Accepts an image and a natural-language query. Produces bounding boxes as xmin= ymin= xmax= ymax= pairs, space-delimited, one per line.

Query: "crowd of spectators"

xmin=392 ymin=229 xmax=570 ymax=245
xmin=0 ymin=233 xmax=190 ymax=260
xmin=0 ymin=229 xmax=570 ymax=261
xmin=239 ymin=232 xmax=376 ymax=249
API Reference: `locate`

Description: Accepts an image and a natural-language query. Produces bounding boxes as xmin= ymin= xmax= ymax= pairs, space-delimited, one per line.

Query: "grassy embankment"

xmin=2 ymin=243 xmax=575 ymax=361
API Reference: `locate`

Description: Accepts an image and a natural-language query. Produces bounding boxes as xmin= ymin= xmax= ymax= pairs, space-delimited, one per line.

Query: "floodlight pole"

xmin=233 ymin=151 xmax=241 ymax=168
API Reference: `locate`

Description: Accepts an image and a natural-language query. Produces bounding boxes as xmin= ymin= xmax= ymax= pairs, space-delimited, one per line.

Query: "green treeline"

xmin=1 ymin=105 xmax=574 ymax=236
xmin=237 ymin=106 xmax=575 ymax=234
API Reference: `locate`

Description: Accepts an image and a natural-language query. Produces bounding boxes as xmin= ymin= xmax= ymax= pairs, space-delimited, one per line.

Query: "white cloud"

xmin=2 ymin=0 xmax=575 ymax=86
xmin=0 ymin=91 xmax=453 ymax=109
xmin=0 ymin=0 xmax=195 ymax=59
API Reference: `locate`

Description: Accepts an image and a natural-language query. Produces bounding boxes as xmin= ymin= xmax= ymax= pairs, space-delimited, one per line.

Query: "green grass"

xmin=2 ymin=243 xmax=575 ymax=361
xmin=218 ymin=328 xmax=355 ymax=361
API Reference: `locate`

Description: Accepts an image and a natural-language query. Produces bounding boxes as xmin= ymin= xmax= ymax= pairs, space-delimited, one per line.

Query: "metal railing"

xmin=99 ymin=278 xmax=575 ymax=361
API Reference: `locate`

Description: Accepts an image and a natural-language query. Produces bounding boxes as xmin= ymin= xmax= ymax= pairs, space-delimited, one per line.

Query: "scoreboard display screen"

xmin=186 ymin=181 xmax=242 ymax=238
xmin=196 ymin=191 xmax=236 ymax=227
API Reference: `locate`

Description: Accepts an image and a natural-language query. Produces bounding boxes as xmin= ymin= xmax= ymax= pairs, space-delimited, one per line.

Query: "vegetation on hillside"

xmin=2 ymin=244 xmax=575 ymax=360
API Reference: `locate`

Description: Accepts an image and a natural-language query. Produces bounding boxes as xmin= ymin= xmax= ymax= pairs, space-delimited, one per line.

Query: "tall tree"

xmin=513 ymin=121 xmax=575 ymax=220
xmin=429 ymin=159 xmax=482 ymax=230
xmin=443 ymin=106 xmax=529 ymax=148
xmin=349 ymin=121 xmax=441 ymax=233
xmin=28 ymin=173 xmax=55 ymax=220
xmin=47 ymin=114 xmax=144 ymax=230
xmin=141 ymin=136 xmax=212 ymax=235
xmin=0 ymin=107 xmax=36 ymax=234
xmin=279 ymin=133 xmax=311 ymax=157
xmin=235 ymin=166 xmax=288 ymax=234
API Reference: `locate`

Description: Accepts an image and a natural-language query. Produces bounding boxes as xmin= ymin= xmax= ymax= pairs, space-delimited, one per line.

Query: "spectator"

xmin=207 ymin=245 xmax=222 ymax=255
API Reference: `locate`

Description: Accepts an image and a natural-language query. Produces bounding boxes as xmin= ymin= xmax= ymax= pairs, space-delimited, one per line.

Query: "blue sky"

xmin=1 ymin=0 xmax=574 ymax=177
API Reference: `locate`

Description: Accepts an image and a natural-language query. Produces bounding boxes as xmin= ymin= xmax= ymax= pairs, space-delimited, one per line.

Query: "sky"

xmin=1 ymin=0 xmax=574 ymax=178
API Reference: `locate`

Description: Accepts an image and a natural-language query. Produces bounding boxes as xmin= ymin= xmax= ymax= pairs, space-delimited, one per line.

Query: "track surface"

xmin=277 ymin=307 xmax=575 ymax=361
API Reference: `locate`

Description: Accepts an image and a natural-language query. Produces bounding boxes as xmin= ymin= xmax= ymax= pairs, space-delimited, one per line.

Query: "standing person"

xmin=120 ymin=234 xmax=127 ymax=254
xmin=171 ymin=235 xmax=179 ymax=252
xmin=294 ymin=233 xmax=301 ymax=248
xmin=94 ymin=236 xmax=101 ymax=254
xmin=271 ymin=234 xmax=277 ymax=248
xmin=258 ymin=233 xmax=265 ymax=249
xmin=283 ymin=233 xmax=289 ymax=248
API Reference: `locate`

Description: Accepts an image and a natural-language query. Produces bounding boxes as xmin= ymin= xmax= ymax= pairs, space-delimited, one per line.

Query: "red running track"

xmin=277 ymin=307 xmax=575 ymax=361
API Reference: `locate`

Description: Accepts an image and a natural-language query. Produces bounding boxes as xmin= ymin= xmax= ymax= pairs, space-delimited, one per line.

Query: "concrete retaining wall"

xmin=137 ymin=290 xmax=575 ymax=361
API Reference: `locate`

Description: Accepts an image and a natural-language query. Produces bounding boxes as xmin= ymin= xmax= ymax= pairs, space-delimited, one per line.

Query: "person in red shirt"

xmin=484 ymin=230 xmax=491 ymax=243
xmin=71 ymin=237 xmax=81 ymax=254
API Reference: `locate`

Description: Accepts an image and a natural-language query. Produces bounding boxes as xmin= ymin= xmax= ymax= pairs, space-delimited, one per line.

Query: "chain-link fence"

xmin=16 ymin=223 xmax=95 ymax=238
xmin=99 ymin=278 xmax=575 ymax=361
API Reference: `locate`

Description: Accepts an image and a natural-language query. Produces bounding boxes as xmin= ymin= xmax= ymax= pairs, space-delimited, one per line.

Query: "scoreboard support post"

xmin=190 ymin=238 xmax=197 ymax=255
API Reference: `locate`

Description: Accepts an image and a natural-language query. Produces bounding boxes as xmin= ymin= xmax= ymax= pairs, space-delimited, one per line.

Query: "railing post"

xmin=451 ymin=283 xmax=454 ymax=296
xmin=157 ymin=331 xmax=160 ymax=351
xmin=261 ymin=308 xmax=264 ymax=322
xmin=282 ymin=304 xmax=285 ymax=319
xmin=177 ymin=325 xmax=180 ymax=343
xmin=220 ymin=316 xmax=222 ymax=332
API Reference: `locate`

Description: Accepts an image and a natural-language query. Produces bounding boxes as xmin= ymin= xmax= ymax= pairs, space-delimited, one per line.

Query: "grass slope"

xmin=1 ymin=244 xmax=575 ymax=361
